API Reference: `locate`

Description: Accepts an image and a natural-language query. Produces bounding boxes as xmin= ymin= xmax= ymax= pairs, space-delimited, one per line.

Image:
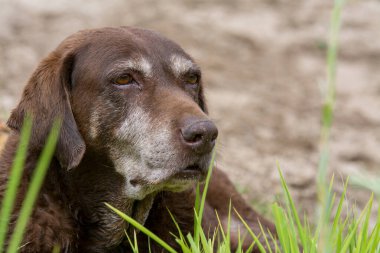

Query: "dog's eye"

xmin=186 ymin=74 xmax=199 ymax=85
xmin=115 ymin=74 xmax=134 ymax=85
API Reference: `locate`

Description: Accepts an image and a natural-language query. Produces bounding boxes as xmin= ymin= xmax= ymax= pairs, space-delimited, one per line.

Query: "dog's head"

xmin=8 ymin=27 xmax=218 ymax=199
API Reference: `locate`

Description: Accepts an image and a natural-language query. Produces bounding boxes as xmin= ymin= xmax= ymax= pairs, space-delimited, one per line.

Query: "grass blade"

xmin=272 ymin=203 xmax=289 ymax=253
xmin=277 ymin=165 xmax=304 ymax=249
xmin=0 ymin=115 xmax=32 ymax=250
xmin=258 ymin=221 xmax=273 ymax=253
xmin=234 ymin=208 xmax=266 ymax=253
xmin=105 ymin=203 xmax=177 ymax=253
xmin=194 ymin=147 xmax=217 ymax=246
xmin=6 ymin=119 xmax=61 ymax=253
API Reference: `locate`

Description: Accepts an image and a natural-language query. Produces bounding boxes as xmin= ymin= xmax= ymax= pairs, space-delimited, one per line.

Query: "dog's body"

xmin=0 ymin=27 xmax=275 ymax=252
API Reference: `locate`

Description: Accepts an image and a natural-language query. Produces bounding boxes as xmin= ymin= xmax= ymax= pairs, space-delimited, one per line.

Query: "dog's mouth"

xmin=173 ymin=164 xmax=207 ymax=181
xmin=122 ymin=156 xmax=212 ymax=199
xmin=160 ymin=163 xmax=208 ymax=193
xmin=127 ymin=163 xmax=207 ymax=187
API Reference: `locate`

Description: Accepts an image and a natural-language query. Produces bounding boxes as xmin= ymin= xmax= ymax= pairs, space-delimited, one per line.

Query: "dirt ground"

xmin=1 ymin=0 xmax=379 ymax=222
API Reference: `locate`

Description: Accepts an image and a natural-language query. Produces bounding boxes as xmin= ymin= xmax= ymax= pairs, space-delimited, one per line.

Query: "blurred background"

xmin=1 ymin=0 xmax=379 ymax=221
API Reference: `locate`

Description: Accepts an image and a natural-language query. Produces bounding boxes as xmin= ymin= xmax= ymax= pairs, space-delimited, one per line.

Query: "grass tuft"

xmin=0 ymin=115 xmax=33 ymax=250
xmin=6 ymin=119 xmax=61 ymax=253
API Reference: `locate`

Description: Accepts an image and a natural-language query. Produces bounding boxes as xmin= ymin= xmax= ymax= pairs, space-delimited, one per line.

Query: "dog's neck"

xmin=64 ymin=150 xmax=156 ymax=249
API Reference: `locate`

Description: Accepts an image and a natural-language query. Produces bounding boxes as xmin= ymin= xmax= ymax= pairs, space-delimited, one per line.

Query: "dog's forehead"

xmin=80 ymin=27 xmax=198 ymax=75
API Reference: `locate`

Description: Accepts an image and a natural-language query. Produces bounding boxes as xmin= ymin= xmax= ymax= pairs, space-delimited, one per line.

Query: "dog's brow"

xmin=170 ymin=54 xmax=198 ymax=76
xmin=109 ymin=58 xmax=153 ymax=78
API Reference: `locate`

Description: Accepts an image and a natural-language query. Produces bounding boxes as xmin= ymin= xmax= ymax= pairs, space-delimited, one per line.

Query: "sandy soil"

xmin=1 ymin=0 xmax=379 ymax=222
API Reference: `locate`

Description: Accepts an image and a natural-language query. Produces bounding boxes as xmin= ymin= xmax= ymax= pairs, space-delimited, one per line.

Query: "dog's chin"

xmin=173 ymin=164 xmax=208 ymax=180
xmin=163 ymin=166 xmax=208 ymax=191
xmin=123 ymin=162 xmax=209 ymax=200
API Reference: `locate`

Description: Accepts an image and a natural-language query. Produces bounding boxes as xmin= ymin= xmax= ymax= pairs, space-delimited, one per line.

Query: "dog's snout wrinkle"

xmin=181 ymin=119 xmax=218 ymax=154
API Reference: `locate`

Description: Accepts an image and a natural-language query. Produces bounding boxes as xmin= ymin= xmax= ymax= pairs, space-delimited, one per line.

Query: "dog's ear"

xmin=7 ymin=50 xmax=85 ymax=170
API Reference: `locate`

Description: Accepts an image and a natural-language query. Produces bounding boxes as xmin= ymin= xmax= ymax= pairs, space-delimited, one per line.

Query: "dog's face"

xmin=8 ymin=27 xmax=217 ymax=200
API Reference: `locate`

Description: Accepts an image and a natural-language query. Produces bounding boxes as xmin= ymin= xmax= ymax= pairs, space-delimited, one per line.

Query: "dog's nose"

xmin=181 ymin=119 xmax=218 ymax=154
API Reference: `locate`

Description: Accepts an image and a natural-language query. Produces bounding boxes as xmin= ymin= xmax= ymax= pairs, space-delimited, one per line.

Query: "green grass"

xmin=6 ymin=119 xmax=61 ymax=253
xmin=350 ymin=175 xmax=380 ymax=196
xmin=0 ymin=115 xmax=33 ymax=250
xmin=317 ymin=0 xmax=345 ymax=208
xmin=105 ymin=155 xmax=380 ymax=253
xmin=0 ymin=117 xmax=61 ymax=253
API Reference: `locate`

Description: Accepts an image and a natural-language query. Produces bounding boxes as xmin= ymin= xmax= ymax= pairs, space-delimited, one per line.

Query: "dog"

xmin=0 ymin=27 xmax=275 ymax=252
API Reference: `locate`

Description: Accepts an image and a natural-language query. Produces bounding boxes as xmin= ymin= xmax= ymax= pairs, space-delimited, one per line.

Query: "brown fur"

xmin=0 ymin=27 xmax=275 ymax=253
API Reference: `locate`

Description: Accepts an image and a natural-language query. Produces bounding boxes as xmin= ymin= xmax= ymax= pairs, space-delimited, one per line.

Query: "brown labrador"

xmin=0 ymin=27 xmax=275 ymax=253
